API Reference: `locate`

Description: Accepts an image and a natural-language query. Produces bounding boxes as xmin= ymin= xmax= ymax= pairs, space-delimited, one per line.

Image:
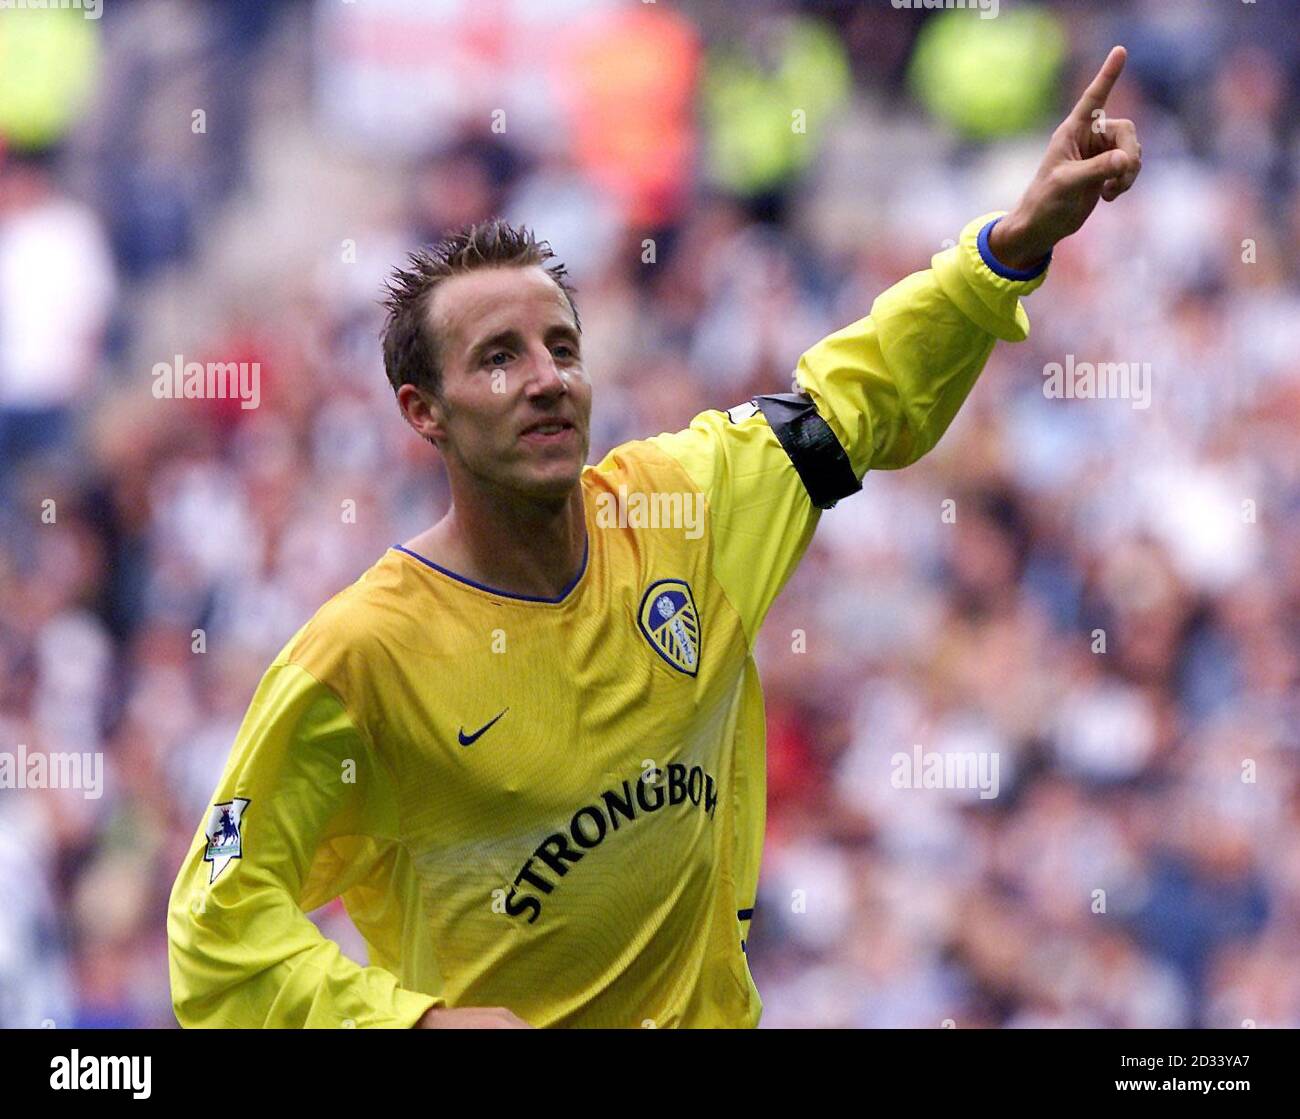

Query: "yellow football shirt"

xmin=166 ymin=213 xmax=1048 ymax=1028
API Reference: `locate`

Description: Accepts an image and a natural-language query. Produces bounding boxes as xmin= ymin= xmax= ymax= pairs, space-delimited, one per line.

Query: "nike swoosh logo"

xmin=458 ymin=707 xmax=508 ymax=747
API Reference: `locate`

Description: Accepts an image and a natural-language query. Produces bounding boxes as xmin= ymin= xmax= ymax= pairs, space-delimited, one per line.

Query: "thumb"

xmin=1057 ymin=149 xmax=1130 ymax=192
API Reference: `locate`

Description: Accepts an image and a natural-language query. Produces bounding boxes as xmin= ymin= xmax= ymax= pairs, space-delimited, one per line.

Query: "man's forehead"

xmin=429 ymin=266 xmax=575 ymax=348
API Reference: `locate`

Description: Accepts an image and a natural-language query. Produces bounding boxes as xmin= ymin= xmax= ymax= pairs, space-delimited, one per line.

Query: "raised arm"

xmin=804 ymin=45 xmax=1141 ymax=476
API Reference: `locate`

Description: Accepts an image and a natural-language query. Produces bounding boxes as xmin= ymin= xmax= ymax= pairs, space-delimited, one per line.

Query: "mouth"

xmin=519 ymin=418 xmax=577 ymax=445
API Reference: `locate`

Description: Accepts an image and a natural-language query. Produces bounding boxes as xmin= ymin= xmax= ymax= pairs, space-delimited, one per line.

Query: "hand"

xmin=990 ymin=45 xmax=1143 ymax=270
xmin=414 ymin=1005 xmax=534 ymax=1029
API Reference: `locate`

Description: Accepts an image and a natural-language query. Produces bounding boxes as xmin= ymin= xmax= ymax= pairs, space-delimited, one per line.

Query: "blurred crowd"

xmin=1 ymin=0 xmax=1298 ymax=1028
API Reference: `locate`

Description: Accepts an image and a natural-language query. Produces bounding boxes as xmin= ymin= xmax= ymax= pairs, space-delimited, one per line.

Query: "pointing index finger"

xmin=1071 ymin=45 xmax=1127 ymax=123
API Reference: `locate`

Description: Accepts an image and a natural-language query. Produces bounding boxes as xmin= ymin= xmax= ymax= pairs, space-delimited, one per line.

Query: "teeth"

xmin=532 ymin=423 xmax=564 ymax=434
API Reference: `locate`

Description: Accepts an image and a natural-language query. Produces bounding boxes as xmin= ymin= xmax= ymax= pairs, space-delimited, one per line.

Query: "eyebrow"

xmin=545 ymin=323 xmax=582 ymax=347
xmin=466 ymin=323 xmax=581 ymax=364
xmin=467 ymin=330 xmax=522 ymax=365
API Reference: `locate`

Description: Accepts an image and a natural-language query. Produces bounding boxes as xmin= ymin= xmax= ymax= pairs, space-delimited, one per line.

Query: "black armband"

xmin=752 ymin=392 xmax=862 ymax=510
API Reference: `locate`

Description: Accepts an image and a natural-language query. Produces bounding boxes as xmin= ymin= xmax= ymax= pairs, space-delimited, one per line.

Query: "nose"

xmin=523 ymin=346 xmax=569 ymax=398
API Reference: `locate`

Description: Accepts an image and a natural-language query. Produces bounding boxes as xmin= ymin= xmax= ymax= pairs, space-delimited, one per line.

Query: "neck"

xmin=407 ymin=481 xmax=587 ymax=601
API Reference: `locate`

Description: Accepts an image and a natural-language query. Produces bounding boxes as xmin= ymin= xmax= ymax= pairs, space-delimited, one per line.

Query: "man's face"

xmin=416 ymin=265 xmax=591 ymax=504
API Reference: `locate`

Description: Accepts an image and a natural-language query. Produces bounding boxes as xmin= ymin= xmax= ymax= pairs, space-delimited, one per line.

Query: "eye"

xmin=552 ymin=344 xmax=578 ymax=360
xmin=486 ymin=350 xmax=512 ymax=367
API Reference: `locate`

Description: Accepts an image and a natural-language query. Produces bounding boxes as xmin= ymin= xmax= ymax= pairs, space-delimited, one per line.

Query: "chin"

xmin=520 ymin=462 xmax=584 ymax=502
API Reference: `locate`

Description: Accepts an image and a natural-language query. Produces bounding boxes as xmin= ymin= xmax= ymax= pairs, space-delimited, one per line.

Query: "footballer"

xmin=167 ymin=48 xmax=1141 ymax=1028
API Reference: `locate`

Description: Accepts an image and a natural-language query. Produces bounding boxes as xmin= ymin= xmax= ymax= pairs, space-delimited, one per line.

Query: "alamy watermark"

xmin=50 ymin=1051 xmax=150 ymax=1099
xmin=891 ymin=0 xmax=999 ymax=18
xmin=152 ymin=355 xmax=261 ymax=410
xmin=1043 ymin=354 xmax=1151 ymax=410
xmin=595 ymin=486 xmax=705 ymax=540
xmin=0 ymin=0 xmax=102 ymax=17
xmin=0 ymin=744 xmax=103 ymax=800
xmin=890 ymin=744 xmax=1000 ymax=800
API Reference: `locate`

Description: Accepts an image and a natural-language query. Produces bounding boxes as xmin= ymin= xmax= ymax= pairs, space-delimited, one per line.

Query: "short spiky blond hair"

xmin=380 ymin=220 xmax=579 ymax=398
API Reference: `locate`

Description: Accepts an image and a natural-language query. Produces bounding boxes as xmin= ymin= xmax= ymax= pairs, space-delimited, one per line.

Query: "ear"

xmin=397 ymin=383 xmax=446 ymax=445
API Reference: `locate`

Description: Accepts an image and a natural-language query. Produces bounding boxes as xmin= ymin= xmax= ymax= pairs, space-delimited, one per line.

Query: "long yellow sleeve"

xmin=797 ymin=210 xmax=1049 ymax=478
xmin=649 ymin=211 xmax=1048 ymax=647
xmin=166 ymin=657 xmax=442 ymax=1028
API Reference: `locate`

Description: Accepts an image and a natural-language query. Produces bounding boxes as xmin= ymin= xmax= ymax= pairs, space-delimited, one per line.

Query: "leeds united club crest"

xmin=638 ymin=579 xmax=701 ymax=677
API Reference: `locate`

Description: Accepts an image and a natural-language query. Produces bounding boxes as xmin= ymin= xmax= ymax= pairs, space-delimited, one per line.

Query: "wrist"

xmin=981 ymin=215 xmax=1053 ymax=279
xmin=413 ymin=1003 xmax=445 ymax=1028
